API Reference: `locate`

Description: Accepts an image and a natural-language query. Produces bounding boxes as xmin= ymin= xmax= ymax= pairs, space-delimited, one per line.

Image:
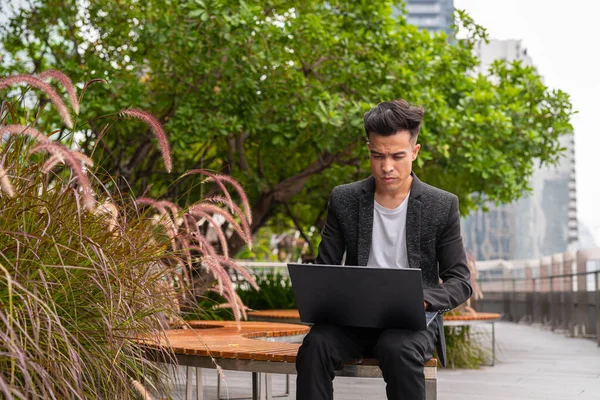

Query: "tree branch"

xmin=300 ymin=56 xmax=337 ymax=78
xmin=125 ymin=139 xmax=153 ymax=175
xmin=226 ymin=135 xmax=235 ymax=173
xmin=236 ymin=132 xmax=250 ymax=171
xmin=226 ymin=143 xmax=358 ymax=255
xmin=283 ymin=202 xmax=315 ymax=256
xmin=272 ymin=144 xmax=355 ymax=202
xmin=257 ymin=147 xmax=264 ymax=178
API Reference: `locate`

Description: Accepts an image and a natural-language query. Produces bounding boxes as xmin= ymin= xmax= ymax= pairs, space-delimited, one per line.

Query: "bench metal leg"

xmin=252 ymin=372 xmax=259 ymax=400
xmin=219 ymin=372 xmax=289 ymax=400
xmin=263 ymin=373 xmax=273 ymax=400
xmin=186 ymin=367 xmax=193 ymax=400
xmin=250 ymin=373 xmax=274 ymax=400
xmin=185 ymin=367 xmax=204 ymax=400
xmin=196 ymin=368 xmax=204 ymax=400
xmin=425 ymin=378 xmax=437 ymax=400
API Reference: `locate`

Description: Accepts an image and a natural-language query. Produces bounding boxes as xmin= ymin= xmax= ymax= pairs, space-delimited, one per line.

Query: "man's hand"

xmin=424 ymin=301 xmax=429 ymax=310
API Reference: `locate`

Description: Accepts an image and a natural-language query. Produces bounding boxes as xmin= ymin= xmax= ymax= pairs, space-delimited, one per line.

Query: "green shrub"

xmin=443 ymin=325 xmax=489 ymax=369
xmin=237 ymin=271 xmax=296 ymax=310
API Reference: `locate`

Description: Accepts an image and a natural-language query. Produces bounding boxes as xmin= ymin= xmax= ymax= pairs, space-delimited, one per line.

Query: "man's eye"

xmin=393 ymin=155 xmax=404 ymax=160
xmin=373 ymin=155 xmax=383 ymax=159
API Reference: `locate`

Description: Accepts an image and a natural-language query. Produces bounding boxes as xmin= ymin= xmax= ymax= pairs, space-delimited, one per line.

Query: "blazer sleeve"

xmin=315 ymin=188 xmax=346 ymax=265
xmin=423 ymin=195 xmax=473 ymax=312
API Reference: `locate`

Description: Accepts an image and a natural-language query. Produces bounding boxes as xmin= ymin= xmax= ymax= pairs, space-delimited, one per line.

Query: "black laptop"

xmin=287 ymin=263 xmax=438 ymax=330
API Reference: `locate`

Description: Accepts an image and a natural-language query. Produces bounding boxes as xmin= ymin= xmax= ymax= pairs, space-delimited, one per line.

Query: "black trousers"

xmin=295 ymin=321 xmax=437 ymax=400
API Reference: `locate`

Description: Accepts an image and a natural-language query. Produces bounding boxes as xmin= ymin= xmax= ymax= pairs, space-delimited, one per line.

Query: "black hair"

xmin=363 ymin=99 xmax=424 ymax=142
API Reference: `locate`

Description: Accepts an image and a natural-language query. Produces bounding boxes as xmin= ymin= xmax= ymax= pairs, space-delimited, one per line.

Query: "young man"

xmin=295 ymin=99 xmax=473 ymax=400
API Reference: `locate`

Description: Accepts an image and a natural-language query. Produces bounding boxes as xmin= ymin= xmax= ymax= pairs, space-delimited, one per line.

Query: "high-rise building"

xmin=404 ymin=0 xmax=455 ymax=35
xmin=474 ymin=39 xmax=533 ymax=72
xmin=461 ymin=40 xmax=578 ymax=261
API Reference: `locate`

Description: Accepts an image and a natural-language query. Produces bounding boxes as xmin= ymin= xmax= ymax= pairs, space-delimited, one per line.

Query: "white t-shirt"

xmin=366 ymin=194 xmax=410 ymax=269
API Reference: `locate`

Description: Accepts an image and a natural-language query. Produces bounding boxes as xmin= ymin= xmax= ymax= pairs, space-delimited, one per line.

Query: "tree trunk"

xmin=227 ymin=149 xmax=346 ymax=255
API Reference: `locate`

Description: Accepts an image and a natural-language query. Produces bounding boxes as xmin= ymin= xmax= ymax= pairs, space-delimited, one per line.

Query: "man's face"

xmin=367 ymin=130 xmax=420 ymax=194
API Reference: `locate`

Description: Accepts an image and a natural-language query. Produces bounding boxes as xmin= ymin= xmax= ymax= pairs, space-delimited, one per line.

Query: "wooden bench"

xmin=248 ymin=309 xmax=502 ymax=365
xmin=142 ymin=321 xmax=438 ymax=400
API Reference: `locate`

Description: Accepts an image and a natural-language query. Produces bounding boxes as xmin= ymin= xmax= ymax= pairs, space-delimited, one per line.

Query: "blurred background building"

xmin=461 ymin=39 xmax=578 ymax=260
xmin=398 ymin=3 xmax=581 ymax=260
xmin=399 ymin=0 xmax=456 ymax=35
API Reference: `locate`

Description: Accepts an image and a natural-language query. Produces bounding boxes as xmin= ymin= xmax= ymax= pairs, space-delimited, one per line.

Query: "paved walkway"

xmin=167 ymin=322 xmax=600 ymax=399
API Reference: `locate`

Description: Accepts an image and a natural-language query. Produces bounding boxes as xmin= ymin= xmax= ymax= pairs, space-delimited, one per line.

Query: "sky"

xmin=454 ymin=0 xmax=600 ymax=244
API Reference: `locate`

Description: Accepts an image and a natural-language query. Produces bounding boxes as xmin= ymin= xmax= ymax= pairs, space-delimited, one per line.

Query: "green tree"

xmin=0 ymin=1 xmax=574 ymax=255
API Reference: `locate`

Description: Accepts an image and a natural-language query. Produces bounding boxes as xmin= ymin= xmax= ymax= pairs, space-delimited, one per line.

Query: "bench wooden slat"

xmin=247 ymin=309 xmax=501 ymax=323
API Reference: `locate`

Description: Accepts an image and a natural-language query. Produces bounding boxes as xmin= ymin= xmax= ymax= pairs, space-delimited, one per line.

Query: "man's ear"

xmin=412 ymin=143 xmax=421 ymax=160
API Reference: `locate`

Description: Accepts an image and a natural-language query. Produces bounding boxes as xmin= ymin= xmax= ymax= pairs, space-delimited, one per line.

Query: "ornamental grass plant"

xmin=0 ymin=70 xmax=255 ymax=399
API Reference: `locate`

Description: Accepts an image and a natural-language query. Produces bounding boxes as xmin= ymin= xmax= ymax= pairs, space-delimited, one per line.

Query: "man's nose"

xmin=382 ymin=157 xmax=394 ymax=172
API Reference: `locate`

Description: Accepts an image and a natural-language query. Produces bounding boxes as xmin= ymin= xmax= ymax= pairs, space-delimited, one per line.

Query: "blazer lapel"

xmin=358 ymin=176 xmax=375 ymax=266
xmin=406 ymin=172 xmax=424 ymax=269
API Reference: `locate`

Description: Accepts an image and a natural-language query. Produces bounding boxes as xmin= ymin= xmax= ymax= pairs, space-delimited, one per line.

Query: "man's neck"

xmin=374 ymin=175 xmax=413 ymax=209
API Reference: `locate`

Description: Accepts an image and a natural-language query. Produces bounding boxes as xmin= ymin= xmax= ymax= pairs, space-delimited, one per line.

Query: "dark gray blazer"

xmin=315 ymin=172 xmax=473 ymax=367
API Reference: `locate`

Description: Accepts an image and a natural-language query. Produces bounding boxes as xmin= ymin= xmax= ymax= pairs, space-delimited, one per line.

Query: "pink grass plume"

xmin=120 ymin=109 xmax=172 ymax=173
xmin=0 ymin=125 xmax=51 ymax=144
xmin=189 ymin=201 xmax=250 ymax=244
xmin=190 ymin=202 xmax=251 ymax=244
xmin=38 ymin=70 xmax=80 ymax=115
xmin=0 ymin=74 xmax=73 ymax=128
xmin=41 ymin=151 xmax=92 ymax=174
xmin=137 ymin=197 xmax=178 ymax=242
xmin=216 ymin=256 xmax=258 ymax=291
xmin=186 ymin=209 xmax=230 ymax=258
xmin=205 ymin=174 xmax=252 ymax=224
xmin=179 ymin=169 xmax=235 ymax=211
xmin=42 ymin=155 xmax=64 ymax=173
xmin=0 ymin=166 xmax=15 ymax=197
xmin=30 ymin=143 xmax=95 ymax=210
xmin=206 ymin=195 xmax=252 ymax=249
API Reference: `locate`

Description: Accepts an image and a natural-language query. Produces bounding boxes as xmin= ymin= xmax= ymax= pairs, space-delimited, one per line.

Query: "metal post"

xmin=492 ymin=321 xmax=496 ymax=366
xmin=551 ymin=253 xmax=563 ymax=330
xmin=571 ymin=273 xmax=578 ymax=337
xmin=559 ymin=273 xmax=566 ymax=331
xmin=525 ymin=266 xmax=533 ymax=323
xmin=531 ymin=278 xmax=538 ymax=324
xmin=550 ymin=275 xmax=555 ymax=331
xmin=563 ymin=251 xmax=575 ymax=336
xmin=511 ymin=278 xmax=517 ymax=322
xmin=596 ymin=271 xmax=600 ymax=346
xmin=576 ymin=250 xmax=589 ymax=337
xmin=502 ymin=275 xmax=511 ymax=320
xmin=540 ymin=257 xmax=552 ymax=325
